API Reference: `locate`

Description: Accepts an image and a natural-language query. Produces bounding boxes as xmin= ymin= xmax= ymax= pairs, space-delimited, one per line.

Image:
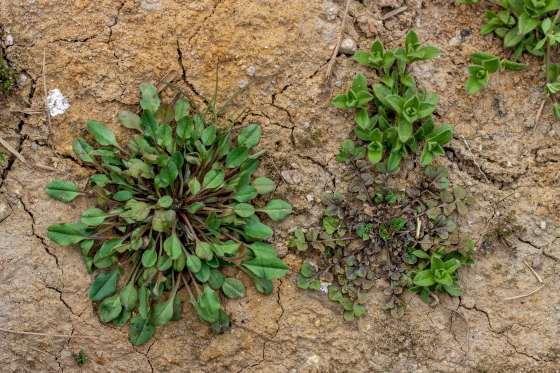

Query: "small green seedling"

xmin=406 ymin=248 xmax=473 ymax=303
xmin=73 ymin=350 xmax=88 ymax=366
xmin=0 ymin=55 xmax=15 ymax=96
xmin=333 ymin=31 xmax=453 ymax=173
xmin=46 ymin=83 xmax=291 ymax=345
xmin=466 ymin=52 xmax=527 ymax=94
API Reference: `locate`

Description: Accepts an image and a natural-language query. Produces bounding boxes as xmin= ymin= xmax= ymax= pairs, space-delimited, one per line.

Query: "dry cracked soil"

xmin=1 ymin=0 xmax=559 ymax=372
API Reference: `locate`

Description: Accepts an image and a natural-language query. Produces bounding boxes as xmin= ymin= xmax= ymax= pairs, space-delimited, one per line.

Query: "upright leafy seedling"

xmin=333 ymin=31 xmax=453 ymax=173
xmin=46 ymin=84 xmax=291 ymax=345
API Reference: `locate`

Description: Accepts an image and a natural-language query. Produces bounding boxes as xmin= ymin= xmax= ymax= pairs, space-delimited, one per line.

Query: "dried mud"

xmin=0 ymin=0 xmax=559 ymax=372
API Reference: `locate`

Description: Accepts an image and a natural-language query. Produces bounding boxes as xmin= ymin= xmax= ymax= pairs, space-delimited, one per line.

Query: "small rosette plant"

xmin=45 ymin=83 xmax=292 ymax=345
xmin=333 ymin=31 xmax=454 ymax=173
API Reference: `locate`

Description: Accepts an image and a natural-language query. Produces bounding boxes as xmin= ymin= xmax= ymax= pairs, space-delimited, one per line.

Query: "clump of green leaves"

xmin=466 ymin=52 xmax=527 ymax=94
xmin=46 ymin=83 xmax=291 ymax=345
xmin=289 ymin=164 xmax=475 ymax=316
xmin=406 ymin=248 xmax=473 ymax=302
xmin=463 ymin=0 xmax=560 ymax=117
xmin=0 ymin=151 xmax=7 ymax=166
xmin=332 ymin=31 xmax=453 ymax=173
xmin=73 ymin=350 xmax=88 ymax=366
xmin=0 ymin=55 xmax=15 ymax=96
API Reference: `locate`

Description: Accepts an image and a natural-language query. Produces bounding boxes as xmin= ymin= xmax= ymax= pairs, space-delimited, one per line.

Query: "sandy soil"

xmin=1 ymin=0 xmax=559 ymax=371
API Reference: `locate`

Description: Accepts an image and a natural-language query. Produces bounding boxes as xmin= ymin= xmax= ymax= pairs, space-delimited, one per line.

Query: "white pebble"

xmin=46 ymin=89 xmax=70 ymax=117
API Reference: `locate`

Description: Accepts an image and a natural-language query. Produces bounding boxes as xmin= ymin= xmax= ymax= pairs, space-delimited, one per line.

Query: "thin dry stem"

xmin=325 ymin=0 xmax=350 ymax=82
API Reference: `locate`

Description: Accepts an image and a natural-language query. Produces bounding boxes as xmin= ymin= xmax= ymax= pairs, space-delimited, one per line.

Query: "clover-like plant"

xmin=466 ymin=52 xmax=527 ymax=94
xmin=45 ymin=83 xmax=292 ymax=345
xmin=333 ymin=31 xmax=453 ymax=173
xmin=289 ymin=164 xmax=475 ymax=317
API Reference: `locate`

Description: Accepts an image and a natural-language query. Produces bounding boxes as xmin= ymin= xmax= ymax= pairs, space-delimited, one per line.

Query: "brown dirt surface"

xmin=1 ymin=0 xmax=559 ymax=372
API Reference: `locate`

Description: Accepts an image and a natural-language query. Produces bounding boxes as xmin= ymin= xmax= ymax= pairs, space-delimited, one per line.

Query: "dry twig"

xmin=325 ymin=0 xmax=351 ymax=82
xmin=382 ymin=6 xmax=408 ymax=20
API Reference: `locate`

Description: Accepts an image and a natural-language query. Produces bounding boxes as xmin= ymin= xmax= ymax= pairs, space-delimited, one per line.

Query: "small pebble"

xmin=5 ymin=34 xmax=14 ymax=46
xmin=246 ymin=65 xmax=256 ymax=77
xmin=340 ymin=38 xmax=357 ymax=55
xmin=325 ymin=2 xmax=338 ymax=21
xmin=238 ymin=79 xmax=249 ymax=89
xmin=0 ymin=199 xmax=12 ymax=222
xmin=540 ymin=221 xmax=547 ymax=230
xmin=306 ymin=194 xmax=314 ymax=202
xmin=281 ymin=170 xmax=303 ymax=184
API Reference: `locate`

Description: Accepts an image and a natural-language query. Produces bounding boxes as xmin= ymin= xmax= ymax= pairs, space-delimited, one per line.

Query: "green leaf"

xmin=139 ymin=83 xmax=160 ymax=113
xmin=120 ymin=283 xmax=138 ymax=310
xmin=226 ymin=147 xmax=249 ymax=168
xmin=428 ymin=124 xmax=454 ymax=145
xmin=194 ymin=286 xmax=221 ymax=323
xmin=98 ymin=294 xmax=122 ymax=323
xmin=113 ymin=190 xmax=133 ymax=202
xmin=157 ymin=195 xmax=173 ymax=209
xmin=120 ymin=199 xmax=152 ymax=221
xmin=93 ymin=239 xmax=122 ymax=269
xmin=234 ymin=184 xmax=258 ymax=202
xmin=80 ymin=208 xmax=107 ymax=226
xmin=152 ymin=297 xmax=175 ymax=326
xmin=554 ymin=103 xmax=560 ymax=119
xmin=244 ymin=217 xmax=273 ymax=240
xmin=118 ymin=111 xmax=142 ymax=131
xmin=174 ymin=98 xmax=190 ymax=121
xmin=87 ymin=120 xmax=118 ymax=147
xmin=73 ymin=138 xmax=95 ymax=163
xmin=203 ymin=169 xmax=225 ymax=189
xmin=152 ymin=209 xmax=176 ymax=232
xmin=45 ymin=179 xmax=80 ymax=203
xmin=89 ymin=270 xmax=120 ymax=301
xmin=501 ymin=59 xmax=528 ymax=71
xmin=128 ymin=315 xmax=155 ymax=346
xmin=163 ymin=234 xmax=183 ymax=260
xmin=386 ymin=149 xmax=403 ymax=173
xmin=113 ymin=309 xmax=131 ymax=327
xmin=253 ymin=176 xmax=275 ymax=194
xmin=367 ymin=141 xmax=383 ymax=164
xmin=299 ymin=260 xmax=315 ymax=277
xmin=47 ymin=222 xmax=89 ymax=246
xmin=237 ymin=124 xmax=262 ymax=148
xmin=201 ymin=126 xmax=217 ymax=146
xmin=260 ymin=199 xmax=292 ymax=221
xmin=142 ymin=248 xmax=157 ymax=268
xmin=413 ymin=269 xmax=435 ymax=287
xmin=233 ymin=203 xmax=255 ymax=218
xmin=444 ymin=283 xmax=463 ymax=297
xmin=186 ymin=255 xmax=202 ymax=273
xmin=196 ymin=241 xmax=214 ymax=261
xmin=212 ymin=241 xmax=240 ymax=257
xmin=138 ymin=287 xmax=150 ymax=319
xmin=208 ymin=269 xmax=225 ymax=289
xmin=517 ymin=13 xmax=539 ymax=36
xmin=243 ymin=255 xmax=289 ymax=280
xmin=188 ymin=178 xmax=201 ymax=196
xmin=126 ymin=159 xmax=154 ymax=179
xmin=397 ymin=119 xmax=413 ymax=143
xmin=222 ymin=278 xmax=246 ymax=299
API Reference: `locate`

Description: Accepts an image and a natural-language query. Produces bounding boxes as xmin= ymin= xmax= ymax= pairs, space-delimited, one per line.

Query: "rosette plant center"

xmin=45 ymin=83 xmax=292 ymax=345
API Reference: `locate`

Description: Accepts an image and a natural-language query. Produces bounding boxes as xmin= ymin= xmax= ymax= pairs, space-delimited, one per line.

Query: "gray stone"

xmin=340 ymin=38 xmax=357 ymax=55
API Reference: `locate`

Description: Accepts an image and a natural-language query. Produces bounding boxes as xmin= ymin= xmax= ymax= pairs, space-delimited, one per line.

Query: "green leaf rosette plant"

xmin=332 ymin=31 xmax=454 ymax=173
xmin=45 ymin=83 xmax=292 ymax=345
